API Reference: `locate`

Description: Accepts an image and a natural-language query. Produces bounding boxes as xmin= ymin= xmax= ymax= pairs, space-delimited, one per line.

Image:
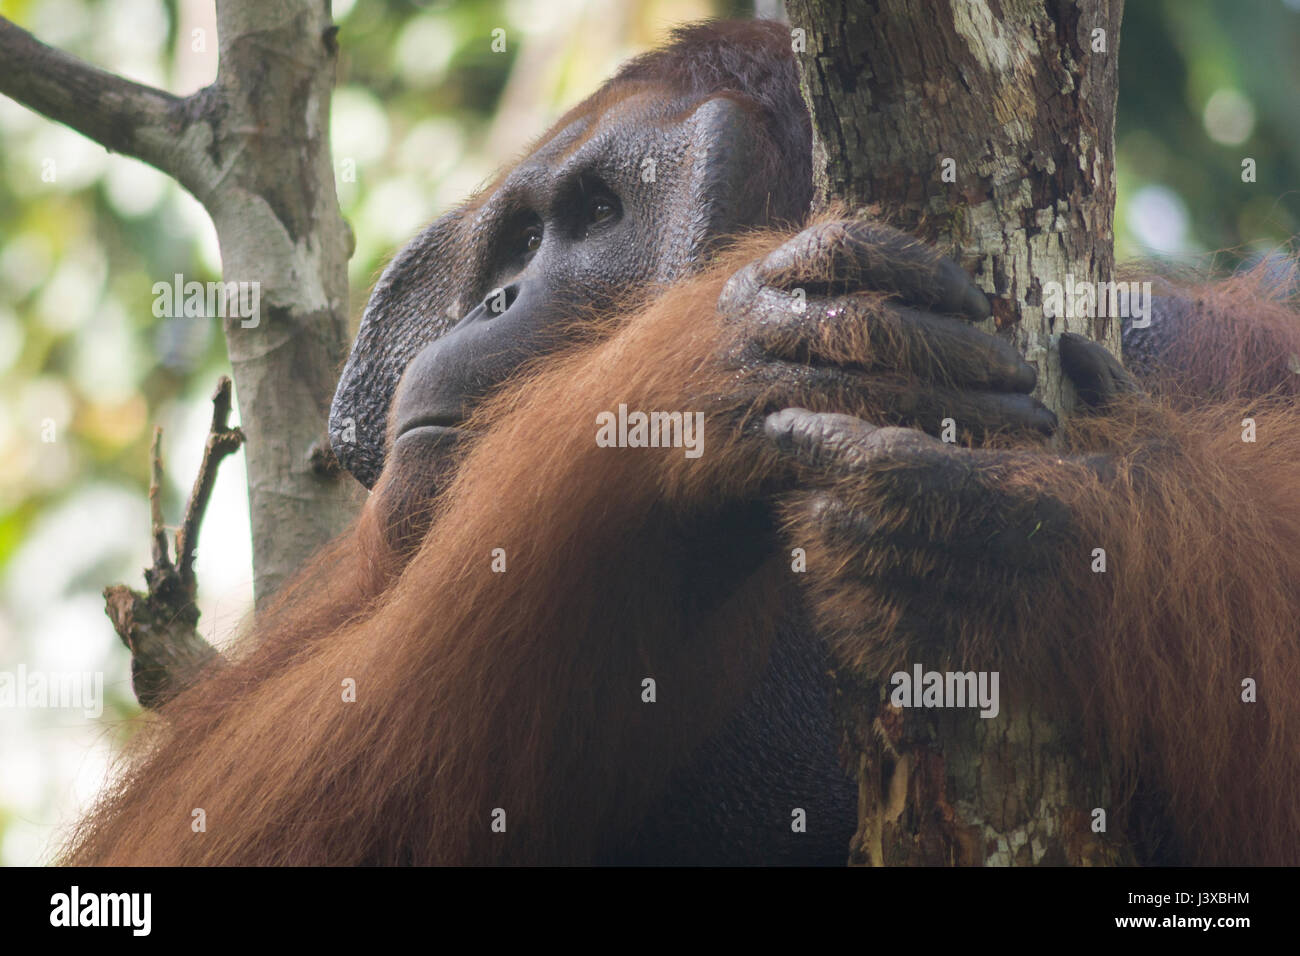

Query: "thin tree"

xmin=0 ymin=3 xmax=359 ymax=697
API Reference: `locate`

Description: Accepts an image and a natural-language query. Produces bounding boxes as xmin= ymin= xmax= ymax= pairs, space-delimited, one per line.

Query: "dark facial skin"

xmin=331 ymin=90 xmax=789 ymax=493
xmin=331 ymin=91 xmax=1065 ymax=496
xmin=329 ymin=76 xmax=1074 ymax=569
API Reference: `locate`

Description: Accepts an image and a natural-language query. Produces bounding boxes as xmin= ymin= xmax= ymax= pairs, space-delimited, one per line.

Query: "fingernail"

xmin=965 ymin=285 xmax=992 ymax=320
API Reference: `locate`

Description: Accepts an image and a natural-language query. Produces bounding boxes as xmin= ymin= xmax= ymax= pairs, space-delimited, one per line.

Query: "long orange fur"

xmin=65 ymin=230 xmax=1300 ymax=864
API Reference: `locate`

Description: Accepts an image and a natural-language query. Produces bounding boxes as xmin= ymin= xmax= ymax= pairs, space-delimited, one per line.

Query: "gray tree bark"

xmin=785 ymin=0 xmax=1132 ymax=865
xmin=0 ymin=1 xmax=359 ymax=608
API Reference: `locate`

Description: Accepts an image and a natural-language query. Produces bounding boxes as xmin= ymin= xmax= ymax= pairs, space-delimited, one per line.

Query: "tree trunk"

xmin=785 ymin=0 xmax=1132 ymax=865
xmin=0 ymin=1 xmax=359 ymax=608
xmin=204 ymin=1 xmax=360 ymax=604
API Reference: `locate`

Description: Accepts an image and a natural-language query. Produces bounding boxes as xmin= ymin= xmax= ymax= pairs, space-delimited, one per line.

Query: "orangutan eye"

xmin=522 ymin=225 xmax=543 ymax=253
xmin=589 ymin=199 xmax=615 ymax=224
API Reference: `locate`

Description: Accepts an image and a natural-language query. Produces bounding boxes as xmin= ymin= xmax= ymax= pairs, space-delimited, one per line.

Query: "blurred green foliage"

xmin=1116 ymin=0 xmax=1300 ymax=261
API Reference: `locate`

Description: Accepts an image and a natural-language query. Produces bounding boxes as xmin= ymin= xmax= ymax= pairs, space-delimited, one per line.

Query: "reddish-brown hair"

xmin=65 ymin=233 xmax=1300 ymax=865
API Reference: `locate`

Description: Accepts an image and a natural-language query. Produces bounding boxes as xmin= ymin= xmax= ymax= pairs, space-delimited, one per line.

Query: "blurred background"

xmin=0 ymin=0 xmax=1297 ymax=865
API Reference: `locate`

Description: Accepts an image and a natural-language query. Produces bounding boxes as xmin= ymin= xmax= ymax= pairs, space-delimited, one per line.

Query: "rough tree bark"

xmin=0 ymin=2 xmax=359 ymax=613
xmin=785 ymin=0 xmax=1131 ymax=865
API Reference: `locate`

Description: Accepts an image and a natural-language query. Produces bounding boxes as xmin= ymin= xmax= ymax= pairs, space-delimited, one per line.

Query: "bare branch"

xmin=147 ymin=427 xmax=171 ymax=572
xmin=0 ymin=15 xmax=199 ymax=186
xmin=104 ymin=378 xmax=245 ymax=709
xmin=176 ymin=376 xmax=245 ymax=591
